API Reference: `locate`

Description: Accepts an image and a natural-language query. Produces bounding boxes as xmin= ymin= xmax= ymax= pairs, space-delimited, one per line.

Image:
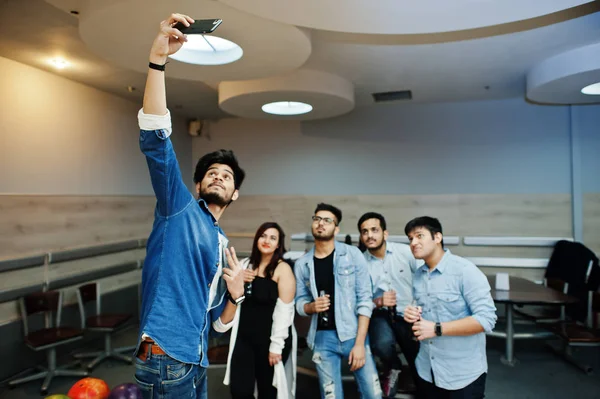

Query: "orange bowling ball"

xmin=67 ymin=377 xmax=110 ymax=399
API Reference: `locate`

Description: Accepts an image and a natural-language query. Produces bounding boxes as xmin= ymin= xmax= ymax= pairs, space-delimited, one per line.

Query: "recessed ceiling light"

xmin=581 ymin=82 xmax=600 ymax=95
xmin=168 ymin=35 xmax=243 ymax=66
xmin=261 ymin=101 xmax=313 ymax=115
xmin=49 ymin=58 xmax=69 ymax=69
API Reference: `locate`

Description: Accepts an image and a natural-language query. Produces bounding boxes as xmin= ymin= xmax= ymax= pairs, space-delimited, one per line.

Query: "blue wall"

xmin=198 ymin=98 xmax=593 ymax=196
xmin=578 ymin=104 xmax=600 ymax=194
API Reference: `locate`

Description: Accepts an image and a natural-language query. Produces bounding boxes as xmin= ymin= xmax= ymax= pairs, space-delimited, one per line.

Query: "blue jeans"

xmin=369 ymin=310 xmax=419 ymax=383
xmin=369 ymin=311 xmax=403 ymax=371
xmin=312 ymin=330 xmax=382 ymax=399
xmin=134 ymin=348 xmax=207 ymax=399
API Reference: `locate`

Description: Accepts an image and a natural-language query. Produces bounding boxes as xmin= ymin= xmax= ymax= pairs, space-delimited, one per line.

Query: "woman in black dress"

xmin=220 ymin=222 xmax=296 ymax=399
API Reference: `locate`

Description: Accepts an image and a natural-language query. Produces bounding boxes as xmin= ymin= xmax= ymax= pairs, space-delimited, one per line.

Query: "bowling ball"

xmin=67 ymin=377 xmax=110 ymax=399
xmin=108 ymin=383 xmax=143 ymax=399
xmin=44 ymin=396 xmax=70 ymax=399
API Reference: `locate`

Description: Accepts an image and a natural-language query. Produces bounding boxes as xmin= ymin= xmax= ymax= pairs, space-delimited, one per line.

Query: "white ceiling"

xmin=219 ymin=0 xmax=593 ymax=34
xmin=0 ymin=0 xmax=599 ymax=120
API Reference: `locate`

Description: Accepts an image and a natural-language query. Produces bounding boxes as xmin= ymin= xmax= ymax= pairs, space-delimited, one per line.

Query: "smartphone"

xmin=174 ymin=19 xmax=222 ymax=35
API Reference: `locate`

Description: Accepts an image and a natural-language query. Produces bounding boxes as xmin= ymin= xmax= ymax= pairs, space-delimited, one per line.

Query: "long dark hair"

xmin=249 ymin=222 xmax=287 ymax=279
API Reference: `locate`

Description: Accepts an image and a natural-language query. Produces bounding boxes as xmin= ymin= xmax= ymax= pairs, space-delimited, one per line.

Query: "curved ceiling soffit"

xmin=527 ymin=41 xmax=600 ymax=105
xmin=77 ymin=0 xmax=312 ymax=82
xmin=218 ymin=69 xmax=355 ymax=120
xmin=219 ymin=0 xmax=595 ymax=35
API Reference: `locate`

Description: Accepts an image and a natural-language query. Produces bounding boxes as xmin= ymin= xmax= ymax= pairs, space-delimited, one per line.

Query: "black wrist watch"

xmin=228 ymin=294 xmax=245 ymax=306
xmin=435 ymin=322 xmax=443 ymax=337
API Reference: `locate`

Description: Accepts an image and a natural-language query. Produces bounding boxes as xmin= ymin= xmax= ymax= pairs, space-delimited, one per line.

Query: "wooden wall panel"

xmin=220 ymin=193 xmax=573 ymax=252
xmin=1 ymin=192 xmax=589 ymax=325
xmin=1 ymin=193 xmax=576 ymax=258
xmin=583 ymin=193 xmax=600 ymax=254
xmin=46 ymin=249 xmax=146 ymax=283
xmin=0 ymin=195 xmax=155 ymax=259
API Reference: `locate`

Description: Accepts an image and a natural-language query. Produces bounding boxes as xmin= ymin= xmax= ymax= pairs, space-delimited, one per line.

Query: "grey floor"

xmin=1 ymin=325 xmax=599 ymax=399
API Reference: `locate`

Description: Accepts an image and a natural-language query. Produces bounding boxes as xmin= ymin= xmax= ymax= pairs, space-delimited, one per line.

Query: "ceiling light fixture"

xmin=168 ymin=35 xmax=243 ymax=66
xmin=581 ymin=82 xmax=600 ymax=95
xmin=49 ymin=58 xmax=69 ymax=69
xmin=261 ymin=101 xmax=313 ymax=115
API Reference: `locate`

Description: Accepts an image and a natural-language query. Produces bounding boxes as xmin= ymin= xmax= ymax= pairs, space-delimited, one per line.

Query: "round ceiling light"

xmin=262 ymin=101 xmax=313 ymax=115
xmin=49 ymin=58 xmax=69 ymax=69
xmin=581 ymin=82 xmax=600 ymax=95
xmin=168 ymin=35 xmax=243 ymax=66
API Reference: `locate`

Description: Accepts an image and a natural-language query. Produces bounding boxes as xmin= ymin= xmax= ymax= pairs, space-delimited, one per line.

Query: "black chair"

xmin=73 ymin=282 xmax=134 ymax=370
xmin=517 ymin=241 xmax=599 ymax=324
xmin=546 ymin=240 xmax=599 ymax=323
xmin=8 ymin=290 xmax=88 ymax=395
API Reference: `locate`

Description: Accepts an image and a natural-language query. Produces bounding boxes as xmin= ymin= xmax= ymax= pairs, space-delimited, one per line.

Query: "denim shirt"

xmin=413 ymin=250 xmax=497 ymax=390
xmin=137 ymin=127 xmax=229 ymax=367
xmin=364 ymin=241 xmax=420 ymax=316
xmin=295 ymin=241 xmax=374 ymax=349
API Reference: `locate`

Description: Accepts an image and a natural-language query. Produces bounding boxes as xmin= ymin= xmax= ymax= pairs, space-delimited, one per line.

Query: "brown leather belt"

xmin=137 ymin=340 xmax=167 ymax=361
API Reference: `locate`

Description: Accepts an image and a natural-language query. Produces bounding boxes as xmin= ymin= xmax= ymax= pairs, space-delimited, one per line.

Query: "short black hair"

xmin=404 ymin=216 xmax=444 ymax=247
xmin=357 ymin=212 xmax=387 ymax=232
xmin=314 ymin=203 xmax=342 ymax=225
xmin=193 ymin=149 xmax=245 ymax=190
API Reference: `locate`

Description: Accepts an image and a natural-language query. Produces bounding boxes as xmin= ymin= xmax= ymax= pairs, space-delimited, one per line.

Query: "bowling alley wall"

xmin=0 ymin=56 xmax=599 ymax=379
xmin=196 ymin=99 xmax=600 ymax=261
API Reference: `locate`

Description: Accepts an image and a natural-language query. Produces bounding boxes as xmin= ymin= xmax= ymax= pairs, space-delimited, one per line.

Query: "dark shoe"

xmin=381 ymin=368 xmax=401 ymax=398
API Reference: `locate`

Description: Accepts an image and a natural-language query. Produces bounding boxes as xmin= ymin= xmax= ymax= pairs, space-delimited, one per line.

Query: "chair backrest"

xmin=546 ymin=240 xmax=600 ymax=288
xmin=547 ymin=241 xmax=600 ymax=322
xmin=20 ymin=290 xmax=63 ymax=336
xmin=545 ymin=277 xmax=568 ymax=293
xmin=76 ymin=283 xmax=101 ymax=327
xmin=589 ymin=291 xmax=600 ymax=329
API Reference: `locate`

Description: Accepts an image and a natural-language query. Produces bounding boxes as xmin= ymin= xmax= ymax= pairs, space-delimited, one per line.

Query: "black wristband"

xmin=148 ymin=61 xmax=167 ymax=71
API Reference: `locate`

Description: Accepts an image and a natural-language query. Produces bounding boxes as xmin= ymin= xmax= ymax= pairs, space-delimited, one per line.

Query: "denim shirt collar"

xmin=305 ymin=239 xmax=349 ymax=261
xmin=364 ymin=241 xmax=393 ymax=261
xmin=419 ymin=249 xmax=451 ymax=274
xmin=196 ymin=198 xmax=225 ymax=236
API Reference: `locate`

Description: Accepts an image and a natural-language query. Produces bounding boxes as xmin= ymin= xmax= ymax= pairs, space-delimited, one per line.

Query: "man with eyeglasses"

xmin=295 ymin=203 xmax=381 ymax=399
xmin=358 ymin=212 xmax=420 ymax=398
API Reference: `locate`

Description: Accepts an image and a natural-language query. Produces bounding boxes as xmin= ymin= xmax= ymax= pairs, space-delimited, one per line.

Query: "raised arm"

xmin=144 ymin=13 xmax=193 ymax=116
xmin=139 ymin=13 xmax=195 ymax=217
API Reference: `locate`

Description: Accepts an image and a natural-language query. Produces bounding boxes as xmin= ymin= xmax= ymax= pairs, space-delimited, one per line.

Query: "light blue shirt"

xmin=413 ymin=250 xmax=497 ymax=390
xmin=364 ymin=241 xmax=420 ymax=316
xmin=295 ymin=241 xmax=374 ymax=350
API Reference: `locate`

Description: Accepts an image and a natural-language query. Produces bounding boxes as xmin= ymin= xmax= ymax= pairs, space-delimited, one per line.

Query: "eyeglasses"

xmin=312 ymin=216 xmax=337 ymax=226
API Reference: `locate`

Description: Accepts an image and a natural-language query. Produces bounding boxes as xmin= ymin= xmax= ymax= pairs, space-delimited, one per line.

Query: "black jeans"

xmin=369 ymin=310 xmax=420 ymax=384
xmin=418 ymin=372 xmax=487 ymax=399
xmin=230 ymin=334 xmax=291 ymax=399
